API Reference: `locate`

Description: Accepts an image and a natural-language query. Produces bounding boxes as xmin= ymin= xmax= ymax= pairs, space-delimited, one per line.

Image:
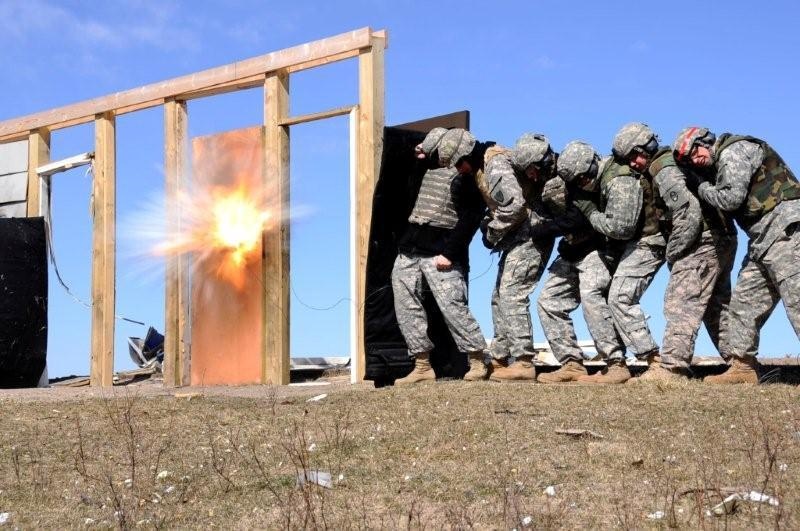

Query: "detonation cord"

xmin=44 ymin=163 xmax=145 ymax=326
xmin=270 ymin=253 xmax=496 ymax=315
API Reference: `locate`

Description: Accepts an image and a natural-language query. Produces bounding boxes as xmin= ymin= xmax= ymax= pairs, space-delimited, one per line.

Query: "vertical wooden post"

xmin=353 ymin=36 xmax=385 ymax=382
xmin=90 ymin=112 xmax=116 ymax=387
xmin=163 ymin=100 xmax=191 ymax=387
xmin=262 ymin=71 xmax=291 ymax=385
xmin=26 ymin=129 xmax=50 ymax=217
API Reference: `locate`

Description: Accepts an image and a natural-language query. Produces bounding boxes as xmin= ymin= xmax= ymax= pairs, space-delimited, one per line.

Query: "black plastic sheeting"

xmin=363 ymin=113 xmax=472 ymax=386
xmin=0 ymin=217 xmax=47 ymax=388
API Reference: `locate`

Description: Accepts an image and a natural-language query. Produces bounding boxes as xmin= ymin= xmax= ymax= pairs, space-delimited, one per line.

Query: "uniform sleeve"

xmin=655 ymin=166 xmax=702 ymax=263
xmin=587 ymin=175 xmax=642 ymax=240
xmin=485 ymin=158 xmax=528 ymax=244
xmin=698 ymin=140 xmax=763 ymax=211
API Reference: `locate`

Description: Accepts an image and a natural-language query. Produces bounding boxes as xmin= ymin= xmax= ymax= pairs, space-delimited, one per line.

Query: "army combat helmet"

xmin=510 ymin=133 xmax=555 ymax=178
xmin=612 ymin=122 xmax=659 ymax=160
xmin=672 ymin=126 xmax=716 ymax=164
xmin=437 ymin=128 xmax=477 ymax=168
xmin=415 ymin=127 xmax=448 ymax=159
xmin=557 ymin=140 xmax=600 ymax=190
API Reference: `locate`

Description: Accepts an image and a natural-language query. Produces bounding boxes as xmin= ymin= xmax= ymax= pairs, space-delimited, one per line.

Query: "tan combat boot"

xmin=635 ymin=363 xmax=688 ymax=382
xmin=489 ymin=355 xmax=536 ymax=382
xmin=537 ymin=360 xmax=588 ymax=383
xmin=645 ymin=351 xmax=661 ymax=366
xmin=704 ymin=356 xmax=759 ymax=384
xmin=576 ymin=360 xmax=631 ymax=384
xmin=463 ymin=352 xmax=489 ymax=381
xmin=395 ymin=352 xmax=436 ymax=385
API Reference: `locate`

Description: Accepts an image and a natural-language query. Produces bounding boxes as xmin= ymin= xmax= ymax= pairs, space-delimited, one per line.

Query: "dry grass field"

xmin=0 ymin=379 xmax=797 ymax=529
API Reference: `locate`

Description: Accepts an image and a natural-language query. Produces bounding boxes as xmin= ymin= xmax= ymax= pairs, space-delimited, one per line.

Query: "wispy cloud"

xmin=0 ymin=0 xmax=202 ymax=52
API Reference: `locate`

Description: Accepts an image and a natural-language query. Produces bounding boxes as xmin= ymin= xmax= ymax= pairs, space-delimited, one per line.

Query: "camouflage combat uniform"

xmin=582 ymin=154 xmax=666 ymax=359
xmin=695 ymin=135 xmax=800 ymax=359
xmin=648 ymin=151 xmax=738 ymax=369
xmin=391 ymin=129 xmax=487 ymax=357
xmin=480 ymin=138 xmax=557 ymax=362
xmin=537 ymin=162 xmax=626 ymax=365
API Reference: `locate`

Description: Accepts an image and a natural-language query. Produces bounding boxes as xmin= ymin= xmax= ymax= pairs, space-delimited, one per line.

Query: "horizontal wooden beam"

xmin=278 ymin=105 xmax=356 ymax=127
xmin=0 ymin=27 xmax=388 ymax=142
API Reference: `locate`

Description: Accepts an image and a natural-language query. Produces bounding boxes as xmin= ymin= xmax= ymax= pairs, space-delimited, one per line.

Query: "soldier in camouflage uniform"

xmin=632 ymin=136 xmax=738 ymax=382
xmin=392 ymin=128 xmax=487 ymax=385
xmin=672 ymin=127 xmax=800 ymax=384
xmin=571 ymin=123 xmax=667 ymax=384
xmin=474 ymin=133 xmax=561 ymax=383
xmin=536 ymin=141 xmax=626 ymax=383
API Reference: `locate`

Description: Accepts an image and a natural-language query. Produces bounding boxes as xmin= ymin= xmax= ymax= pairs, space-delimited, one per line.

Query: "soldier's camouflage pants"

xmin=490 ymin=238 xmax=553 ymax=360
xmin=723 ymin=223 xmax=800 ymax=359
xmin=391 ymin=252 xmax=486 ymax=355
xmin=608 ymin=240 xmax=666 ymax=358
xmin=537 ymin=250 xmax=625 ymax=363
xmin=660 ymin=232 xmax=737 ymax=369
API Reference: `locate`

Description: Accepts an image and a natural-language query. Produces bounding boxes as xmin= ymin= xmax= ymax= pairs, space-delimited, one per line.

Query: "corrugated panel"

xmin=0 ymin=201 xmax=27 ymax=218
xmin=0 ymin=141 xmax=28 ymax=176
xmin=0 ymin=172 xmax=28 ymax=203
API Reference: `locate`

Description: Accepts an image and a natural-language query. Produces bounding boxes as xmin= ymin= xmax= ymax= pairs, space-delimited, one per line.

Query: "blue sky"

xmin=1 ymin=0 xmax=798 ymax=377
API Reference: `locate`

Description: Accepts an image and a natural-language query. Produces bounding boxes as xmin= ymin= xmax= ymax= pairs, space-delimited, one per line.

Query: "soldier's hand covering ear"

xmin=682 ymin=169 xmax=705 ymax=194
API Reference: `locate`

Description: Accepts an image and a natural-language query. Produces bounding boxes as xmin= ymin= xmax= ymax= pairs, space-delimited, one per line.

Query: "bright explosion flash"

xmin=154 ymin=179 xmax=274 ymax=290
xmin=210 ymin=186 xmax=270 ymax=267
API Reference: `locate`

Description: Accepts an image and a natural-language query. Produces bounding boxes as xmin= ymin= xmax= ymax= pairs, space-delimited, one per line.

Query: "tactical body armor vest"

xmin=408 ymin=167 xmax=460 ymax=229
xmin=639 ymin=148 xmax=669 ymax=239
xmin=649 ymin=150 xmax=734 ymax=234
xmin=598 ymin=157 xmax=633 ymax=212
xmin=713 ymin=134 xmax=800 ymax=229
xmin=599 ymin=151 xmax=669 ymax=241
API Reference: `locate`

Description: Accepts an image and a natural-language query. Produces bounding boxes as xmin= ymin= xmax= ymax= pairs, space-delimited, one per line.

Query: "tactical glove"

xmin=573 ymin=198 xmax=597 ymax=218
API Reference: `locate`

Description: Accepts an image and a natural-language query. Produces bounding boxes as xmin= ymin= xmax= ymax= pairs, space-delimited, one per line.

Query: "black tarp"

xmin=363 ymin=112 xmax=474 ymax=386
xmin=0 ymin=217 xmax=48 ymax=388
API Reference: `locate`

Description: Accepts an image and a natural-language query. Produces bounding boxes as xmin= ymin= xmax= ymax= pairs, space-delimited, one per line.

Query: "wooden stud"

xmin=262 ymin=71 xmax=291 ymax=385
xmin=26 ymin=129 xmax=50 ymax=217
xmin=353 ymin=36 xmax=385 ymax=383
xmin=163 ymin=100 xmax=191 ymax=387
xmin=90 ymin=112 xmax=116 ymax=387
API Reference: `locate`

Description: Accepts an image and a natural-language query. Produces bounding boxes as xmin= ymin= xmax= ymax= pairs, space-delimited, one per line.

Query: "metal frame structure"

xmin=0 ymin=27 xmax=387 ymax=387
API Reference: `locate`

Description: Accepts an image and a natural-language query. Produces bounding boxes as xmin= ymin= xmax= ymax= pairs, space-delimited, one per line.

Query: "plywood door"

xmin=190 ymin=126 xmax=265 ymax=386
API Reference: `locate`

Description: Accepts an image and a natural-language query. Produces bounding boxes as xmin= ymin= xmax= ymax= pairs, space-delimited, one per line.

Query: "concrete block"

xmin=0 ymin=172 xmax=28 ymax=203
xmin=0 ymin=201 xmax=27 ymax=218
xmin=0 ymin=141 xmax=28 ymax=176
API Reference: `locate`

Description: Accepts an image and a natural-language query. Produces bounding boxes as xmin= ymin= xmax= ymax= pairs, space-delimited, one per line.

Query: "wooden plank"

xmin=353 ymin=36 xmax=385 ymax=383
xmin=163 ymin=100 xmax=190 ymax=387
xmin=262 ymin=72 xmax=291 ymax=385
xmin=0 ymin=28 xmax=382 ymax=141
xmin=279 ymin=105 xmax=356 ymax=127
xmin=90 ymin=113 xmax=116 ymax=387
xmin=26 ymin=130 xmax=49 ymax=217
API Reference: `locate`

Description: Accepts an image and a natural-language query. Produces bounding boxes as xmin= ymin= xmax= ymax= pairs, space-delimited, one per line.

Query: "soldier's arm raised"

xmin=485 ymin=167 xmax=528 ymax=244
xmin=698 ymin=141 xmax=762 ymax=211
xmin=587 ymin=175 xmax=642 ymax=240
xmin=655 ymin=166 xmax=702 ymax=263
